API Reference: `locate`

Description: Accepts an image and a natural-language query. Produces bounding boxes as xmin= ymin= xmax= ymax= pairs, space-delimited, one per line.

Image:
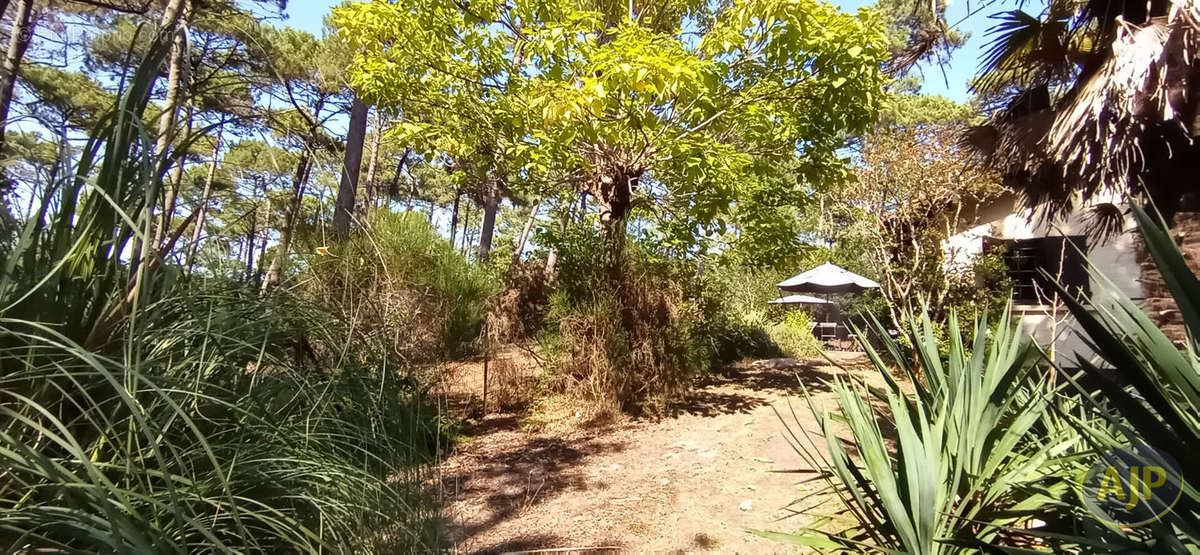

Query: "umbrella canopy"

xmin=777 ymin=262 xmax=880 ymax=295
xmin=767 ymin=294 xmax=832 ymax=305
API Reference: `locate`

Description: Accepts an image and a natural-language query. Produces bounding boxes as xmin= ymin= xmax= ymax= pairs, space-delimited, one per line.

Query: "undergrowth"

xmin=766 ymin=310 xmax=824 ymax=359
xmin=302 ymin=210 xmax=495 ymax=363
xmin=0 ymin=37 xmax=448 ymax=552
xmin=535 ymin=227 xmax=781 ymax=419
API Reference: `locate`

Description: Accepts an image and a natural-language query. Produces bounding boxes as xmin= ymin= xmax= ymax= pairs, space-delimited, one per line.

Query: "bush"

xmin=765 ymin=310 xmax=823 ymax=358
xmin=688 ymin=264 xmax=785 ymax=365
xmin=1035 ymin=204 xmax=1200 ymax=551
xmin=485 ymin=259 xmax=553 ymax=345
xmin=542 ymin=259 xmax=698 ymax=418
xmin=0 ymin=277 xmax=446 ymax=553
xmin=538 ymin=227 xmax=781 ymax=417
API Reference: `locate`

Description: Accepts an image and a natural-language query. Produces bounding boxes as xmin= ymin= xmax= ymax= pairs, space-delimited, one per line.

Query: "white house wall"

xmin=942 ymin=194 xmax=1144 ymax=365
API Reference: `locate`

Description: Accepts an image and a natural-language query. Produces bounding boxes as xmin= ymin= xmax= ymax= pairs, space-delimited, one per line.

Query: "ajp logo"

xmin=1080 ymin=444 xmax=1183 ymax=527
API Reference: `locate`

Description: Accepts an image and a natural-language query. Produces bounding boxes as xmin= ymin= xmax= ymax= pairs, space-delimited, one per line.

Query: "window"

xmin=984 ymin=236 xmax=1089 ymax=303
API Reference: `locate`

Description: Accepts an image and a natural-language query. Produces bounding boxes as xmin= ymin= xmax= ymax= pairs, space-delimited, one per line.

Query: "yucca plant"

xmin=767 ymin=308 xmax=1076 ymax=553
xmin=1037 ymin=204 xmax=1200 ymax=552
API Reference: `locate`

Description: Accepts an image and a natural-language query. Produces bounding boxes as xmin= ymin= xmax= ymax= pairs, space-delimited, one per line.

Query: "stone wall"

xmin=1138 ymin=212 xmax=1200 ymax=343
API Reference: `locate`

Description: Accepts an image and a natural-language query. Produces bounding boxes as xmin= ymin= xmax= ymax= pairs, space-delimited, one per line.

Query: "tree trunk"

xmin=594 ymin=169 xmax=639 ymax=276
xmin=448 ymin=189 xmax=460 ymax=246
xmin=478 ymin=178 xmax=499 ymax=259
xmin=544 ymin=202 xmax=569 ymax=278
xmin=185 ymin=126 xmax=222 ymax=275
xmin=334 ymin=97 xmax=369 ymax=237
xmin=142 ymin=0 xmax=189 ymax=266
xmin=156 ymin=104 xmax=193 ymax=249
xmin=460 ymin=201 xmax=471 ymax=254
xmin=0 ymin=0 xmax=36 ymax=154
xmin=255 ymin=222 xmax=268 ymax=283
xmin=361 ymin=108 xmax=383 ymax=216
xmin=262 ymin=151 xmax=311 ymax=292
xmin=389 ymin=148 xmax=411 ymax=210
xmin=120 ymin=0 xmax=190 ymax=281
xmin=512 ymin=197 xmax=540 ymax=266
xmin=544 ymin=248 xmax=558 ymax=277
xmin=153 ymin=0 xmax=190 ymax=157
xmin=245 ymin=207 xmax=257 ymax=278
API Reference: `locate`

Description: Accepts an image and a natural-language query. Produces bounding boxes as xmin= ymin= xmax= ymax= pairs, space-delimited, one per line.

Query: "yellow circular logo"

xmin=1079 ymin=444 xmax=1183 ymax=528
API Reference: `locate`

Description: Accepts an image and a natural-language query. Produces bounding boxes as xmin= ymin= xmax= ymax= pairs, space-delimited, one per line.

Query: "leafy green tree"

xmin=0 ymin=129 xmax=58 ymax=217
xmin=213 ymin=139 xmax=297 ymax=278
xmin=869 ymin=0 xmax=964 ymax=74
xmin=17 ymin=65 xmax=117 ymax=131
xmin=65 ymin=1 xmax=285 ymax=260
xmin=844 ymin=123 xmax=1002 ymax=323
xmin=335 ymin=0 xmax=888 ymax=273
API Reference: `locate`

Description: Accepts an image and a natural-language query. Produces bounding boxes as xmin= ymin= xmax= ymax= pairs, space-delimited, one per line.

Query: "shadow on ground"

xmin=440 ymin=352 xmax=884 ymax=553
xmin=441 ymin=413 xmax=630 ymax=553
xmin=670 ymin=357 xmax=846 ymax=417
xmin=486 ymin=536 xmax=624 ymax=554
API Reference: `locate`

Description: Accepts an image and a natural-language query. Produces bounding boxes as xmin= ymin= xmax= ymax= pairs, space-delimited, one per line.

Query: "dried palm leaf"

xmin=967 ymin=0 xmax=1200 ymax=228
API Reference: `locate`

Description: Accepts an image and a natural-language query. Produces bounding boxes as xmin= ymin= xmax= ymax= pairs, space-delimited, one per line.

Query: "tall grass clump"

xmin=302 ymin=210 xmax=494 ymax=363
xmin=1 ymin=287 xmax=443 ymax=552
xmin=0 ymin=33 xmax=443 ymax=553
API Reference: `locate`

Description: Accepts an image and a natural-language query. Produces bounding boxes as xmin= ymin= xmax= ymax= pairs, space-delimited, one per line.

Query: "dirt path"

xmin=438 ymin=353 xmax=879 ymax=554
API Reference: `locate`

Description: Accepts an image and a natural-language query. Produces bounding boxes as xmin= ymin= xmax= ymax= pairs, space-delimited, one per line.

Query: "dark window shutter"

xmin=991 ymin=235 xmax=1089 ymax=303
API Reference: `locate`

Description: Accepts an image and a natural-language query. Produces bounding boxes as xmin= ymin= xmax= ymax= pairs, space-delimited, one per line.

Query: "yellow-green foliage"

xmin=335 ymin=0 xmax=888 ymax=250
xmin=767 ymin=310 xmax=824 ymax=359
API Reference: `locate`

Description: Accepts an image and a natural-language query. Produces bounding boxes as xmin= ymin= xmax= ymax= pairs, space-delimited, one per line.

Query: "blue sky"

xmin=274 ymin=0 xmax=1014 ymax=104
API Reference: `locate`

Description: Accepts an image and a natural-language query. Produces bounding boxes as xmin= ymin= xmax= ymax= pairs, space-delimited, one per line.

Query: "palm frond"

xmin=973 ymin=11 xmax=1070 ymax=95
xmin=966 ymin=0 xmax=1200 ymax=222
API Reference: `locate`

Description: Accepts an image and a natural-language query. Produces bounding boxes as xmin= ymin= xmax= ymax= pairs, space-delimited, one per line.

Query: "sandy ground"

xmin=435 ymin=352 xmax=884 ymax=554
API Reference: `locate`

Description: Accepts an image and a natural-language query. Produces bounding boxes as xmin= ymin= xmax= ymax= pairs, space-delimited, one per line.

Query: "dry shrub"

xmin=553 ymin=311 xmax=624 ymax=422
xmin=471 ymin=261 xmax=555 ymax=414
xmin=484 ymin=260 xmax=553 ymax=345
xmin=486 ymin=350 xmax=540 ymax=411
xmin=548 ymin=267 xmax=697 ymax=419
xmin=308 ymin=263 xmax=446 ymax=364
xmin=535 ymin=226 xmax=786 ymax=421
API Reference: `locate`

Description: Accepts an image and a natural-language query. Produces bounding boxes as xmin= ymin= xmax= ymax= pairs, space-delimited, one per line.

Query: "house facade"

xmin=942 ymin=192 xmax=1147 ymax=363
